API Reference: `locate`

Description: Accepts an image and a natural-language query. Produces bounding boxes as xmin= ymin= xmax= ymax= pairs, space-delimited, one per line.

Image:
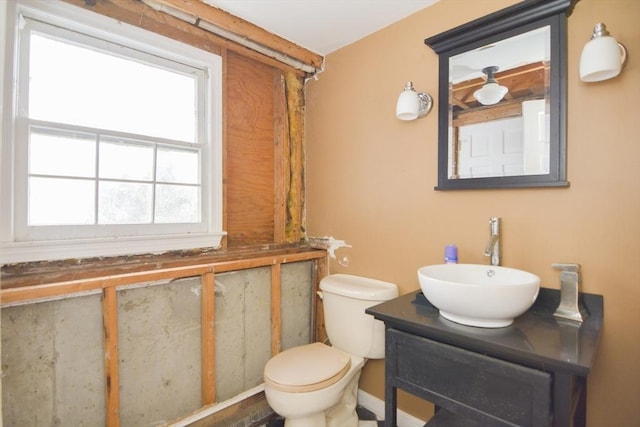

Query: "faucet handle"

xmin=552 ymin=263 xmax=580 ymax=273
xmin=552 ymin=263 xmax=580 ymax=281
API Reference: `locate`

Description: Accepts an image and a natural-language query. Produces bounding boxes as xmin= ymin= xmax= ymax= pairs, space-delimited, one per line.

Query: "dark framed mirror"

xmin=425 ymin=0 xmax=578 ymax=190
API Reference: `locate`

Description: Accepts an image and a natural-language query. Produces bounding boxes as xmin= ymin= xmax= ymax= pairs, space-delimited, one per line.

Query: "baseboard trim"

xmin=357 ymin=390 xmax=426 ymax=427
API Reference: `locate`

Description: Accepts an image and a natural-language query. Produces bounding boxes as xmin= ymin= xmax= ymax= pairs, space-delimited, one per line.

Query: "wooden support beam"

xmin=201 ymin=272 xmax=216 ymax=405
xmin=103 ymin=286 xmax=120 ymax=427
xmin=1 ymin=264 xmax=215 ymax=304
xmin=145 ymin=0 xmax=323 ymax=71
xmin=61 ymin=0 xmax=308 ymax=76
xmin=1 ymin=251 xmax=325 ymax=304
xmin=284 ymin=71 xmax=305 ymax=243
xmin=273 ymin=70 xmax=287 ymax=243
xmin=271 ymin=263 xmax=282 ymax=355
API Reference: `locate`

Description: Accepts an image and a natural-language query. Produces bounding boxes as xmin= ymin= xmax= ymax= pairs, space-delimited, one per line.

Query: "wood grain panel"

xmin=226 ymin=52 xmax=276 ymax=246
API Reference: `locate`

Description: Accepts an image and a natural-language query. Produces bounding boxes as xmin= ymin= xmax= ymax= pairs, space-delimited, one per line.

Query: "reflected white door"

xmin=458 ymin=117 xmax=524 ymax=178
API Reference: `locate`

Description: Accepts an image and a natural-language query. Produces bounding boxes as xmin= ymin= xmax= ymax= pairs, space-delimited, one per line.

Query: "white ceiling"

xmin=202 ymin=0 xmax=439 ymax=55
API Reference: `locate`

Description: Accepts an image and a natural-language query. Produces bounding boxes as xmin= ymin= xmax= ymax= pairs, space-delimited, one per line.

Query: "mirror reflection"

xmin=448 ymin=26 xmax=551 ymax=179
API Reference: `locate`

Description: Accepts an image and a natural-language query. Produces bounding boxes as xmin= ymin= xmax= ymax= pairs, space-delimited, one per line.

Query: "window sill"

xmin=0 ymin=242 xmax=326 ymax=290
xmin=0 ymin=232 xmax=227 ymax=265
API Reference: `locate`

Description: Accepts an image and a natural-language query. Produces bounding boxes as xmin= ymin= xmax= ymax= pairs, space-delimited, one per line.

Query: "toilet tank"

xmin=320 ymin=274 xmax=398 ymax=359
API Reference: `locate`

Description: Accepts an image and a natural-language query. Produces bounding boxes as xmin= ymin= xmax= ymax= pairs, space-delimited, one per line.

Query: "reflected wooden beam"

xmin=452 ymin=62 xmax=548 ymax=108
xmin=453 ymin=99 xmax=523 ymax=127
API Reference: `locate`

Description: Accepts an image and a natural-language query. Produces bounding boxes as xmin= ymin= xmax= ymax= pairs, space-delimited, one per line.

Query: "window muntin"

xmin=0 ymin=0 xmax=224 ymax=263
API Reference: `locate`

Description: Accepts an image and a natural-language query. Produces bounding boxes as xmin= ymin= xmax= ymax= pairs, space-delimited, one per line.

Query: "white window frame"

xmin=0 ymin=0 xmax=225 ymax=264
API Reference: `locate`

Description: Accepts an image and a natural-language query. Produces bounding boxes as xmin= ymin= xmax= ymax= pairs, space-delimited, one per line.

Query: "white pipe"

xmin=141 ymin=0 xmax=321 ymax=75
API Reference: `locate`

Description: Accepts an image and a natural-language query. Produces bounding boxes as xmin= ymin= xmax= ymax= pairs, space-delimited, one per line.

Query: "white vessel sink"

xmin=417 ymin=264 xmax=540 ymax=328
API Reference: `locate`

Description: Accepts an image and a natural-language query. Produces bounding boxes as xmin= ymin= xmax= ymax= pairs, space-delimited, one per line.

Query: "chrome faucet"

xmin=483 ymin=217 xmax=500 ymax=266
xmin=553 ymin=263 xmax=588 ymax=323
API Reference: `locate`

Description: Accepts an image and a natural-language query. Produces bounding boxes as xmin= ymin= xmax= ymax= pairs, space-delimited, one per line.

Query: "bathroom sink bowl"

xmin=417 ymin=264 xmax=540 ymax=328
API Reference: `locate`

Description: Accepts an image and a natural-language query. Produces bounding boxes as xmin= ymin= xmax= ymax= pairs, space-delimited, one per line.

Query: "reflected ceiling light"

xmin=580 ymin=23 xmax=627 ymax=82
xmin=473 ymin=66 xmax=508 ymax=106
xmin=396 ymin=81 xmax=433 ymax=121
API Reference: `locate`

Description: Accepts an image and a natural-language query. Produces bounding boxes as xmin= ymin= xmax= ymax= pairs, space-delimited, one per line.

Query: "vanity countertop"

xmin=366 ymin=288 xmax=603 ymax=375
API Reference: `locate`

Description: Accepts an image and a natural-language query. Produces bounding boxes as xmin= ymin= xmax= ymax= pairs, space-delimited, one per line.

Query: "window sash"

xmin=16 ymin=122 xmax=207 ymax=240
xmin=0 ymin=0 xmax=224 ymax=263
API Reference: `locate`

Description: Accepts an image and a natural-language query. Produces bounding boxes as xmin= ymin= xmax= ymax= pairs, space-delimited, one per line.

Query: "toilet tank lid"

xmin=320 ymin=274 xmax=398 ymax=301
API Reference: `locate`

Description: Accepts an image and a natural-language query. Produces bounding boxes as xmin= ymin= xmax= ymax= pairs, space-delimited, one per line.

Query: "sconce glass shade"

xmin=396 ymin=81 xmax=432 ymax=120
xmin=473 ymin=66 xmax=508 ymax=106
xmin=580 ymin=23 xmax=627 ymax=82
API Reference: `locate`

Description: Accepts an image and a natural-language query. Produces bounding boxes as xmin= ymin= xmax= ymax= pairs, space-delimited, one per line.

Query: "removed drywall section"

xmin=281 ymin=261 xmax=313 ymax=350
xmin=214 ymin=267 xmax=271 ymax=401
xmin=1 ymin=259 xmax=315 ymax=425
xmin=213 ymin=261 xmax=313 ymax=402
xmin=118 ymin=278 xmax=202 ymax=426
xmin=2 ymin=294 xmax=105 ymax=426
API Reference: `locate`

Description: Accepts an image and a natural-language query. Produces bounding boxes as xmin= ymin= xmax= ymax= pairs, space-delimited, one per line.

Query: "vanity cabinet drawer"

xmin=387 ymin=328 xmax=551 ymax=427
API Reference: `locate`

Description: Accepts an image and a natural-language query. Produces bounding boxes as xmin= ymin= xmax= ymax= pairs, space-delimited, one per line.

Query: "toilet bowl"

xmin=264 ymin=343 xmax=365 ymax=427
xmin=263 ymin=274 xmax=398 ymax=427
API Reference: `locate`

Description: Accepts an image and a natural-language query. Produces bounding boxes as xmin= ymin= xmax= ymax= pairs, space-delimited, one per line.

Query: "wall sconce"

xmin=396 ymin=81 xmax=433 ymax=120
xmin=580 ymin=23 xmax=627 ymax=82
xmin=473 ymin=66 xmax=508 ymax=105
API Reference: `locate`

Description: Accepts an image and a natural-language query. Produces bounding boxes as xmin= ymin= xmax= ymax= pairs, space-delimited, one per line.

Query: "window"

xmin=0 ymin=0 xmax=224 ymax=263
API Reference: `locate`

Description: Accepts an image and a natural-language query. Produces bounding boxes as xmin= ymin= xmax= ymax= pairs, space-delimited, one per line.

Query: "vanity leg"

xmin=385 ymin=384 xmax=397 ymax=427
xmin=574 ymin=376 xmax=587 ymax=427
xmin=385 ymin=327 xmax=398 ymax=427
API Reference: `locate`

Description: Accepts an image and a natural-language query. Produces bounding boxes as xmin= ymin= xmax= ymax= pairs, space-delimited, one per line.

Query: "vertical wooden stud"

xmin=284 ymin=71 xmax=304 ymax=243
xmin=201 ymin=271 xmax=216 ymax=405
xmin=220 ymin=47 xmax=229 ymax=249
xmin=103 ymin=286 xmax=120 ymax=427
xmin=271 ymin=263 xmax=282 ymax=355
xmin=273 ymin=70 xmax=287 ymax=243
xmin=312 ymin=257 xmax=329 ymax=343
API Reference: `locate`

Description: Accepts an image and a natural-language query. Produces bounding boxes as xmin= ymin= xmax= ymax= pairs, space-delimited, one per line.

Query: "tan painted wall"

xmin=305 ymin=0 xmax=640 ymax=424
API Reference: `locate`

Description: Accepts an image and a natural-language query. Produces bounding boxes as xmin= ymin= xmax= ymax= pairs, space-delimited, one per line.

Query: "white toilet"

xmin=263 ymin=274 xmax=399 ymax=427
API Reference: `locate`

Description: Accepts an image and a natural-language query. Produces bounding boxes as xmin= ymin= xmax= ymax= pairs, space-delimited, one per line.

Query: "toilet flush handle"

xmin=316 ymin=291 xmax=323 ymax=300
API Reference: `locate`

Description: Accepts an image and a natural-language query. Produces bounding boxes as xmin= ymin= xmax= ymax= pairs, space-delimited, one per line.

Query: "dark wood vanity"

xmin=366 ymin=288 xmax=603 ymax=427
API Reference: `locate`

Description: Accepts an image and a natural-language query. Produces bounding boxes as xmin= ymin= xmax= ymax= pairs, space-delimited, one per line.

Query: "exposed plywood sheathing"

xmin=225 ymin=52 xmax=277 ymax=245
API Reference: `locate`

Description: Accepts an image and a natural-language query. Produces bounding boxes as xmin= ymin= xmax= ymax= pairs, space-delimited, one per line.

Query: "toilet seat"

xmin=264 ymin=342 xmax=351 ymax=393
